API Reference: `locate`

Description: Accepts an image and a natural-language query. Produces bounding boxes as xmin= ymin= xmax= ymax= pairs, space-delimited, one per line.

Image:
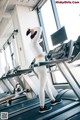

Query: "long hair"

xmin=30 ymin=31 xmax=37 ymax=39
xmin=26 ymin=29 xmax=31 ymax=36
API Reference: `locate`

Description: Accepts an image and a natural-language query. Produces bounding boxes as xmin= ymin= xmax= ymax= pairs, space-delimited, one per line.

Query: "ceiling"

xmin=0 ymin=0 xmax=41 ymax=22
xmin=0 ymin=0 xmax=42 ymax=48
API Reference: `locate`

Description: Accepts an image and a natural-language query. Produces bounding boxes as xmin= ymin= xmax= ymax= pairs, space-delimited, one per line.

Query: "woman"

xmin=26 ymin=27 xmax=59 ymax=113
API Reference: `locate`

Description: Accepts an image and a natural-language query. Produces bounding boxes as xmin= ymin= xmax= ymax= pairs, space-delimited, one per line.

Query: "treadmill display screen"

xmin=51 ymin=26 xmax=67 ymax=46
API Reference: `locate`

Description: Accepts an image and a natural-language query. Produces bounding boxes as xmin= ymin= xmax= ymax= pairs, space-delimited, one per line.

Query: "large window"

xmin=54 ymin=0 xmax=80 ymax=83
xmin=40 ymin=0 xmax=68 ymax=83
xmin=56 ymin=0 xmax=80 ymax=41
xmin=5 ymin=45 xmax=13 ymax=70
xmin=0 ymin=87 xmax=4 ymax=93
xmin=0 ymin=50 xmax=6 ymax=74
xmin=41 ymin=0 xmax=57 ymax=50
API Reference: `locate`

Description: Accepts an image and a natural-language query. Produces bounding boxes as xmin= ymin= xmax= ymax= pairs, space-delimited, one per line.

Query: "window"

xmin=54 ymin=0 xmax=80 ymax=83
xmin=40 ymin=0 xmax=68 ymax=83
xmin=10 ymin=42 xmax=14 ymax=54
xmin=0 ymin=50 xmax=6 ymax=74
xmin=54 ymin=70 xmax=67 ymax=83
xmin=56 ymin=0 xmax=80 ymax=41
xmin=0 ymin=87 xmax=4 ymax=93
xmin=41 ymin=0 xmax=57 ymax=50
xmin=5 ymin=45 xmax=13 ymax=70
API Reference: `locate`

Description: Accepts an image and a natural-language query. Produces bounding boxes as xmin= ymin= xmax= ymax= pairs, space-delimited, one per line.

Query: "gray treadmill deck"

xmin=8 ymin=99 xmax=78 ymax=120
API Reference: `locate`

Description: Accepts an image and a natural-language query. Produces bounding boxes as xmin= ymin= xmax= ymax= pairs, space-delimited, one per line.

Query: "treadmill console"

xmin=72 ymin=36 xmax=80 ymax=59
xmin=47 ymin=40 xmax=73 ymax=60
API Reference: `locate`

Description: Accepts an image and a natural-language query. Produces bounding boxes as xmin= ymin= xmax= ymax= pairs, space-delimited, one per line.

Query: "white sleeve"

xmin=32 ymin=27 xmax=42 ymax=42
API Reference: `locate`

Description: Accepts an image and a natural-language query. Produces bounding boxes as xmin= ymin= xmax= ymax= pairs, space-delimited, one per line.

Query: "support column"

xmin=11 ymin=5 xmax=40 ymax=68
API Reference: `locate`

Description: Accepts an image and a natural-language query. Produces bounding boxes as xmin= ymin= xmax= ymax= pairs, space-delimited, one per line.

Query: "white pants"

xmin=35 ymin=57 xmax=55 ymax=107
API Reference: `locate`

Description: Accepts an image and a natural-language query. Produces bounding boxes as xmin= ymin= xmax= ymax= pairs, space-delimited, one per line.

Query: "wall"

xmin=11 ymin=5 xmax=40 ymax=68
xmin=16 ymin=5 xmax=40 ymax=67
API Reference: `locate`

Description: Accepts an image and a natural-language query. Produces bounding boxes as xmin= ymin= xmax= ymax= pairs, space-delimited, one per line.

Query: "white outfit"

xmin=30 ymin=27 xmax=44 ymax=57
xmin=30 ymin=27 xmax=55 ymax=106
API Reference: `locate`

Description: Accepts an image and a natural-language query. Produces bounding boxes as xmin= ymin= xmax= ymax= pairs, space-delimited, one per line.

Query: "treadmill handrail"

xmin=0 ymin=58 xmax=70 ymax=80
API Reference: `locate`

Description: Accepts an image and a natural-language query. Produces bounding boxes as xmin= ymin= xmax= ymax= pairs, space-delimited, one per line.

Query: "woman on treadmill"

xmin=26 ymin=27 xmax=60 ymax=113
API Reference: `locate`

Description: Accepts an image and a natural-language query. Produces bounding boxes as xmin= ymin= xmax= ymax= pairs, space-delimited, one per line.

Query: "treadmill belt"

xmin=11 ymin=95 xmax=27 ymax=104
xmin=0 ymin=97 xmax=39 ymax=112
xmin=67 ymin=112 xmax=80 ymax=120
xmin=0 ymin=96 xmax=27 ymax=110
xmin=8 ymin=100 xmax=73 ymax=120
xmin=50 ymin=103 xmax=80 ymax=120
xmin=0 ymin=94 xmax=27 ymax=111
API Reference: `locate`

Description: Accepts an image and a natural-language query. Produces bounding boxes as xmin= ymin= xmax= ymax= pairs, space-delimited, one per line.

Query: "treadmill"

xmin=1 ymin=27 xmax=80 ymax=120
xmin=0 ymin=74 xmax=28 ymax=109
